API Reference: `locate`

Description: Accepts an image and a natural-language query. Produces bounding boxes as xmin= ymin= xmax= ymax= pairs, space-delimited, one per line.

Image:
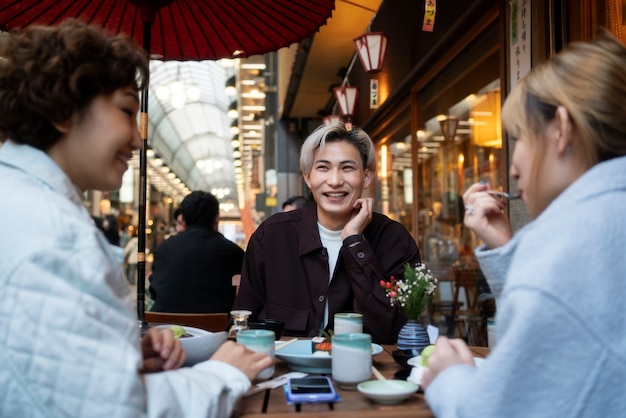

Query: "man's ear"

xmin=363 ymin=169 xmax=373 ymax=188
xmin=303 ymin=172 xmax=312 ymax=189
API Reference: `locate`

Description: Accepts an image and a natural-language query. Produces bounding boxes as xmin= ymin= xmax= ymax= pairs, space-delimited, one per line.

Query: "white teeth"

xmin=326 ymin=193 xmax=346 ymax=197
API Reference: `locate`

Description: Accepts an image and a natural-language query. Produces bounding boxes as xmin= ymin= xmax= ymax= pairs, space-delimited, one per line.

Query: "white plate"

xmin=274 ymin=340 xmax=383 ymax=373
xmin=357 ymin=380 xmax=418 ymax=404
xmin=407 ymin=355 xmax=485 ymax=368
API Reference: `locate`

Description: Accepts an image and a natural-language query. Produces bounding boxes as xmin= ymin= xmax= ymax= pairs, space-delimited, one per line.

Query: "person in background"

xmin=149 ymin=191 xmax=244 ymax=314
xmin=118 ymin=220 xmax=131 ymax=248
xmin=0 ymin=20 xmax=271 ymax=418
xmin=173 ymin=206 xmax=187 ymax=232
xmin=282 ymin=195 xmax=309 ymax=212
xmin=233 ymin=122 xmax=421 ymax=343
xmin=123 ymin=226 xmax=139 ymax=285
xmin=92 ymin=198 xmax=120 ymax=246
xmin=422 ymin=33 xmax=626 ymax=416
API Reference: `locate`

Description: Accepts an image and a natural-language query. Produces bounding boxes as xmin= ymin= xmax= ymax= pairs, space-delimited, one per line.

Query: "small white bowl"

xmin=407 ymin=355 xmax=485 ymax=368
xmin=357 ymin=380 xmax=418 ymax=405
xmin=156 ymin=325 xmax=227 ymax=366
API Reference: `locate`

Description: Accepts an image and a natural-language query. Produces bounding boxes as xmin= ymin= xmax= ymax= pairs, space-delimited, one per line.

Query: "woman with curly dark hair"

xmin=0 ymin=20 xmax=271 ymax=418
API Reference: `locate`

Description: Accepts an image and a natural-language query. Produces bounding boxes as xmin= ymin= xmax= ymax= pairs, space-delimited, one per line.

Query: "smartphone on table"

xmin=285 ymin=376 xmax=339 ymax=404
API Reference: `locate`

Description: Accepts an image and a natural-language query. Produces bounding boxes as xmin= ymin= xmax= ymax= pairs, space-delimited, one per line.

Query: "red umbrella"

xmin=0 ymin=0 xmax=334 ymax=328
xmin=0 ymin=0 xmax=334 ymax=60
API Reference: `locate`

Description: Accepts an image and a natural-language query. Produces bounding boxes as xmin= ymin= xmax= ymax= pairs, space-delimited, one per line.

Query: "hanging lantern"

xmin=354 ymin=32 xmax=387 ymax=109
xmin=353 ymin=32 xmax=388 ymax=73
xmin=439 ymin=116 xmax=459 ymax=142
xmin=333 ymin=86 xmax=359 ymax=117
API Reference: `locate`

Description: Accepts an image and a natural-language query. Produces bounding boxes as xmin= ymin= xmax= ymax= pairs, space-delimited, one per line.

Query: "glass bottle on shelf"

xmin=228 ymin=309 xmax=252 ymax=340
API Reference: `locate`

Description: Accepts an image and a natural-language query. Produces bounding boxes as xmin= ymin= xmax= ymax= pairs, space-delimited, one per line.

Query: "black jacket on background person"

xmin=149 ymin=225 xmax=244 ymax=314
xmin=233 ymin=203 xmax=421 ymax=344
xmin=93 ymin=214 xmax=120 ymax=246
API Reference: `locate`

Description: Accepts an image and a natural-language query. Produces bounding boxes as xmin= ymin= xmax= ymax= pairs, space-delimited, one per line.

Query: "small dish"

xmin=407 ymin=355 xmax=485 ymax=368
xmin=357 ymin=380 xmax=418 ymax=404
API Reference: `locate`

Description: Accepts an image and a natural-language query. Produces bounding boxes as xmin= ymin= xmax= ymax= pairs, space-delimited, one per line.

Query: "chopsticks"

xmin=275 ymin=338 xmax=298 ymax=352
xmin=487 ymin=191 xmax=521 ymax=201
xmin=371 ymin=365 xmax=386 ymax=381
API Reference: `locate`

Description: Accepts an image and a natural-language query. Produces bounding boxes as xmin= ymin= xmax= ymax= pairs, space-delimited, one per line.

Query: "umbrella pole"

xmin=136 ymin=20 xmax=152 ymax=333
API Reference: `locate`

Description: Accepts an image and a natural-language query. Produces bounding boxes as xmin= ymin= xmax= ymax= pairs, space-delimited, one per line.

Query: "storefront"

xmin=353 ymin=0 xmax=624 ymax=266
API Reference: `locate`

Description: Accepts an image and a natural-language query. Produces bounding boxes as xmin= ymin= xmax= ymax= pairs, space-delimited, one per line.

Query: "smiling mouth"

xmin=116 ymin=152 xmax=132 ymax=167
xmin=323 ymin=192 xmax=348 ymax=199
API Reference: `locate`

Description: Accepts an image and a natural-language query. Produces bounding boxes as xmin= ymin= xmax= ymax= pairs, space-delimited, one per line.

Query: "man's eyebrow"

xmin=313 ymin=158 xmax=358 ymax=165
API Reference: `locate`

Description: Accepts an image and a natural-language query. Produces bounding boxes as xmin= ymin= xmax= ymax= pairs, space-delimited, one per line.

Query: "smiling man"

xmin=233 ymin=122 xmax=421 ymax=344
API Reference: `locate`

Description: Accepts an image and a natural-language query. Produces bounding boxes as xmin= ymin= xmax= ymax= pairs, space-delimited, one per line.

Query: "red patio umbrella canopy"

xmin=0 ymin=0 xmax=335 ymax=60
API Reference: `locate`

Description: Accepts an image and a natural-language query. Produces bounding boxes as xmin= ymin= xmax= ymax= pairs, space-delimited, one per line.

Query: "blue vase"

xmin=396 ymin=319 xmax=430 ymax=351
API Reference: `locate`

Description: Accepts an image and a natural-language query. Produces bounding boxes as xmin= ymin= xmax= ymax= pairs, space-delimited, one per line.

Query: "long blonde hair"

xmin=502 ymin=32 xmax=626 ymax=188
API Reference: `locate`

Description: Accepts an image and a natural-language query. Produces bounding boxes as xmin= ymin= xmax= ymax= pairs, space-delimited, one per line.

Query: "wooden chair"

xmin=452 ymin=267 xmax=487 ymax=346
xmin=426 ymin=262 xmax=460 ymax=337
xmin=144 ymin=311 xmax=229 ymax=332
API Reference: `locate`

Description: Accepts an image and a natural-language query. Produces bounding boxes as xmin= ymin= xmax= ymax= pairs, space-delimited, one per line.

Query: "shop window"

xmin=416 ymin=80 xmax=503 ymax=264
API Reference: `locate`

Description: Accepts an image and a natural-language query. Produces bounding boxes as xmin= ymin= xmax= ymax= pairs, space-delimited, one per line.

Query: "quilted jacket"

xmin=0 ymin=141 xmax=250 ymax=418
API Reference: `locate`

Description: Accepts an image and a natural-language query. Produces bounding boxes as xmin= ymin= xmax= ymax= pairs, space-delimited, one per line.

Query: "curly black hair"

xmin=0 ymin=19 xmax=149 ymax=150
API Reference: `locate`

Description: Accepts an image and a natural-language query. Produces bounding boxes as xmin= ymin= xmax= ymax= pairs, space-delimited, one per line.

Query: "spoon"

xmin=487 ymin=191 xmax=521 ymax=201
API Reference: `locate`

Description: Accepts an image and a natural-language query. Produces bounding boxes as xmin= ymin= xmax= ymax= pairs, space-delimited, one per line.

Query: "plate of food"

xmin=156 ymin=325 xmax=227 ymax=366
xmin=274 ymin=339 xmax=383 ymax=373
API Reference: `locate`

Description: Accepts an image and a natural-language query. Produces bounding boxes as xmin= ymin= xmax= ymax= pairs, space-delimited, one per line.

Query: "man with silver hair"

xmin=233 ymin=122 xmax=421 ymax=343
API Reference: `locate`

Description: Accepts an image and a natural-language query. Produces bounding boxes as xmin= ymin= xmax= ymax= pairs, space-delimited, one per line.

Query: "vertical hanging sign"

xmin=423 ymin=0 xmax=436 ymax=32
xmin=370 ymin=79 xmax=379 ymax=109
xmin=509 ymin=0 xmax=531 ymax=89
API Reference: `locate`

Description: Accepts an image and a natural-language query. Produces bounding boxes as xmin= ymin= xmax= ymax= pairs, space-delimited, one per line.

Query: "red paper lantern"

xmin=333 ymin=86 xmax=359 ymax=117
xmin=353 ymin=32 xmax=388 ymax=73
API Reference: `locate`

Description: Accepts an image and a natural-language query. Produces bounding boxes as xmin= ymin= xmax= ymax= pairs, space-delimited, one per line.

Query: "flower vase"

xmin=396 ymin=319 xmax=430 ymax=351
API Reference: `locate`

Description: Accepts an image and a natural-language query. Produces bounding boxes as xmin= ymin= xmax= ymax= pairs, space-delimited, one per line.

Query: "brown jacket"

xmin=233 ymin=203 xmax=421 ymax=344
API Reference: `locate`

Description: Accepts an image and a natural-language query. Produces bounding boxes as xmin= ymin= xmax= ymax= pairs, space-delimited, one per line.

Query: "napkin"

xmin=244 ymin=371 xmax=308 ymax=397
xmin=407 ymin=364 xmax=425 ymax=388
xmin=427 ymin=325 xmax=439 ymax=343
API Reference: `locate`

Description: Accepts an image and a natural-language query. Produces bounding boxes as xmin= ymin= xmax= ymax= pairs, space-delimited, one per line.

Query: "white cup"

xmin=333 ymin=312 xmax=363 ymax=335
xmin=237 ymin=329 xmax=275 ymax=380
xmin=331 ymin=333 xmax=372 ymax=390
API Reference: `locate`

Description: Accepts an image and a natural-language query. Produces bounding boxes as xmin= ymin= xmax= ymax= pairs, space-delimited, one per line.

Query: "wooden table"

xmin=234 ymin=343 xmax=489 ymax=417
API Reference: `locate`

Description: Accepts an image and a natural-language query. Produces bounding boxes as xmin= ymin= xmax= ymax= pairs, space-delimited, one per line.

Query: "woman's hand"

xmin=420 ymin=337 xmax=475 ymax=390
xmin=463 ymin=182 xmax=513 ymax=249
xmin=210 ymin=341 xmax=275 ymax=381
xmin=140 ymin=327 xmax=186 ymax=373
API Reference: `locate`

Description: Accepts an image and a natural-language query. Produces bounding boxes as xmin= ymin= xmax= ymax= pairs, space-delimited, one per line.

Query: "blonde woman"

xmin=422 ymin=33 xmax=626 ymax=416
